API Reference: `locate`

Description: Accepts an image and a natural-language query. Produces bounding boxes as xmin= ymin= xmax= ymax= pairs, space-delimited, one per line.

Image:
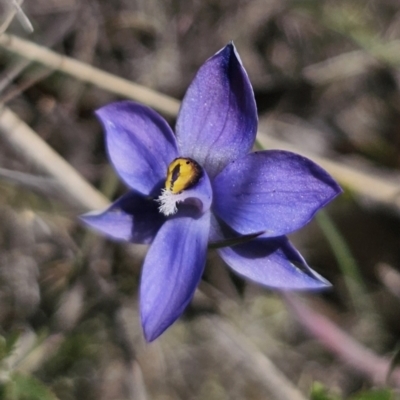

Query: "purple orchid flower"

xmin=81 ymin=43 xmax=342 ymax=342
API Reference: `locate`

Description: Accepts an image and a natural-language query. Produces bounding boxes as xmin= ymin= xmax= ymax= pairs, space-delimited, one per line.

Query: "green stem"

xmin=316 ymin=210 xmax=371 ymax=314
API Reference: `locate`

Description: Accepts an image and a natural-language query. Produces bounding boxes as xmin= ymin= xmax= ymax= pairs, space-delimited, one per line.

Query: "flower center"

xmin=157 ymin=157 xmax=202 ymax=216
xmin=165 ymin=157 xmax=202 ymax=193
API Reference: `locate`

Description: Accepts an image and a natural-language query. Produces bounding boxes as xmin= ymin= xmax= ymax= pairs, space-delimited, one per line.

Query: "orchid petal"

xmin=219 ymin=236 xmax=330 ymax=290
xmin=176 ymin=43 xmax=257 ymax=178
xmin=213 ymin=150 xmax=342 ymax=236
xmin=80 ymin=191 xmax=165 ymax=244
xmin=140 ymin=210 xmax=210 ymax=341
xmin=96 ymin=101 xmax=178 ymax=195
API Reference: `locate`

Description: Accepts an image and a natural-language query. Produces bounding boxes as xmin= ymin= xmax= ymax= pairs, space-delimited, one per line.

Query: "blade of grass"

xmin=316 ymin=210 xmax=370 ymax=314
xmin=316 ymin=211 xmax=361 ymax=285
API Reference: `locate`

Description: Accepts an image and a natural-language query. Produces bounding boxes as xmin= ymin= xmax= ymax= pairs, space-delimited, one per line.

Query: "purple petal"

xmin=140 ymin=210 xmax=210 ymax=341
xmin=80 ymin=191 xmax=165 ymax=244
xmin=97 ymin=101 xmax=178 ymax=195
xmin=213 ymin=150 xmax=342 ymax=236
xmin=176 ymin=43 xmax=257 ymax=178
xmin=219 ymin=236 xmax=330 ymax=290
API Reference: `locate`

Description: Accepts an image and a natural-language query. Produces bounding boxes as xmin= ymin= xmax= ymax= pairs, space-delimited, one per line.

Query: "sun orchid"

xmin=81 ymin=43 xmax=342 ymax=342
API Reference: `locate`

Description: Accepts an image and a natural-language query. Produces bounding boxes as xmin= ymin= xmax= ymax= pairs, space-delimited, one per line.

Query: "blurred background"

xmin=0 ymin=0 xmax=400 ymax=399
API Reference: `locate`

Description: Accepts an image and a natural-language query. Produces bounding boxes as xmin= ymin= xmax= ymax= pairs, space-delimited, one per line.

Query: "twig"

xmin=0 ymin=167 xmax=57 ymax=192
xmin=0 ymin=65 xmax=53 ymax=103
xmin=11 ymin=0 xmax=33 ymax=33
xmin=0 ymin=1 xmax=32 ymax=34
xmin=0 ymin=167 xmax=88 ymax=208
xmin=301 ymin=41 xmax=400 ymax=85
xmin=0 ymin=33 xmax=180 ymax=118
xmin=284 ymin=293 xmax=400 ymax=387
xmin=0 ymin=0 xmax=19 ymax=34
xmin=302 ymin=48 xmax=379 ymax=85
xmin=15 ymin=334 xmax=64 ymax=374
xmin=0 ymin=105 xmax=108 ymax=211
xmin=202 ymin=316 xmax=308 ymax=400
xmin=0 ymin=59 xmax=30 ymax=93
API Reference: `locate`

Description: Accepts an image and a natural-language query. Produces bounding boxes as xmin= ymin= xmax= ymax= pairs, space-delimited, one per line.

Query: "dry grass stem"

xmin=303 ymin=40 xmax=400 ymax=85
xmin=284 ymin=293 xmax=400 ymax=388
xmin=15 ymin=334 xmax=65 ymax=374
xmin=204 ymin=316 xmax=308 ymax=400
xmin=0 ymin=33 xmax=180 ymax=117
xmin=0 ymin=105 xmax=108 ymax=211
xmin=0 ymin=0 xmax=32 ymax=34
xmin=303 ymin=49 xmax=378 ymax=85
